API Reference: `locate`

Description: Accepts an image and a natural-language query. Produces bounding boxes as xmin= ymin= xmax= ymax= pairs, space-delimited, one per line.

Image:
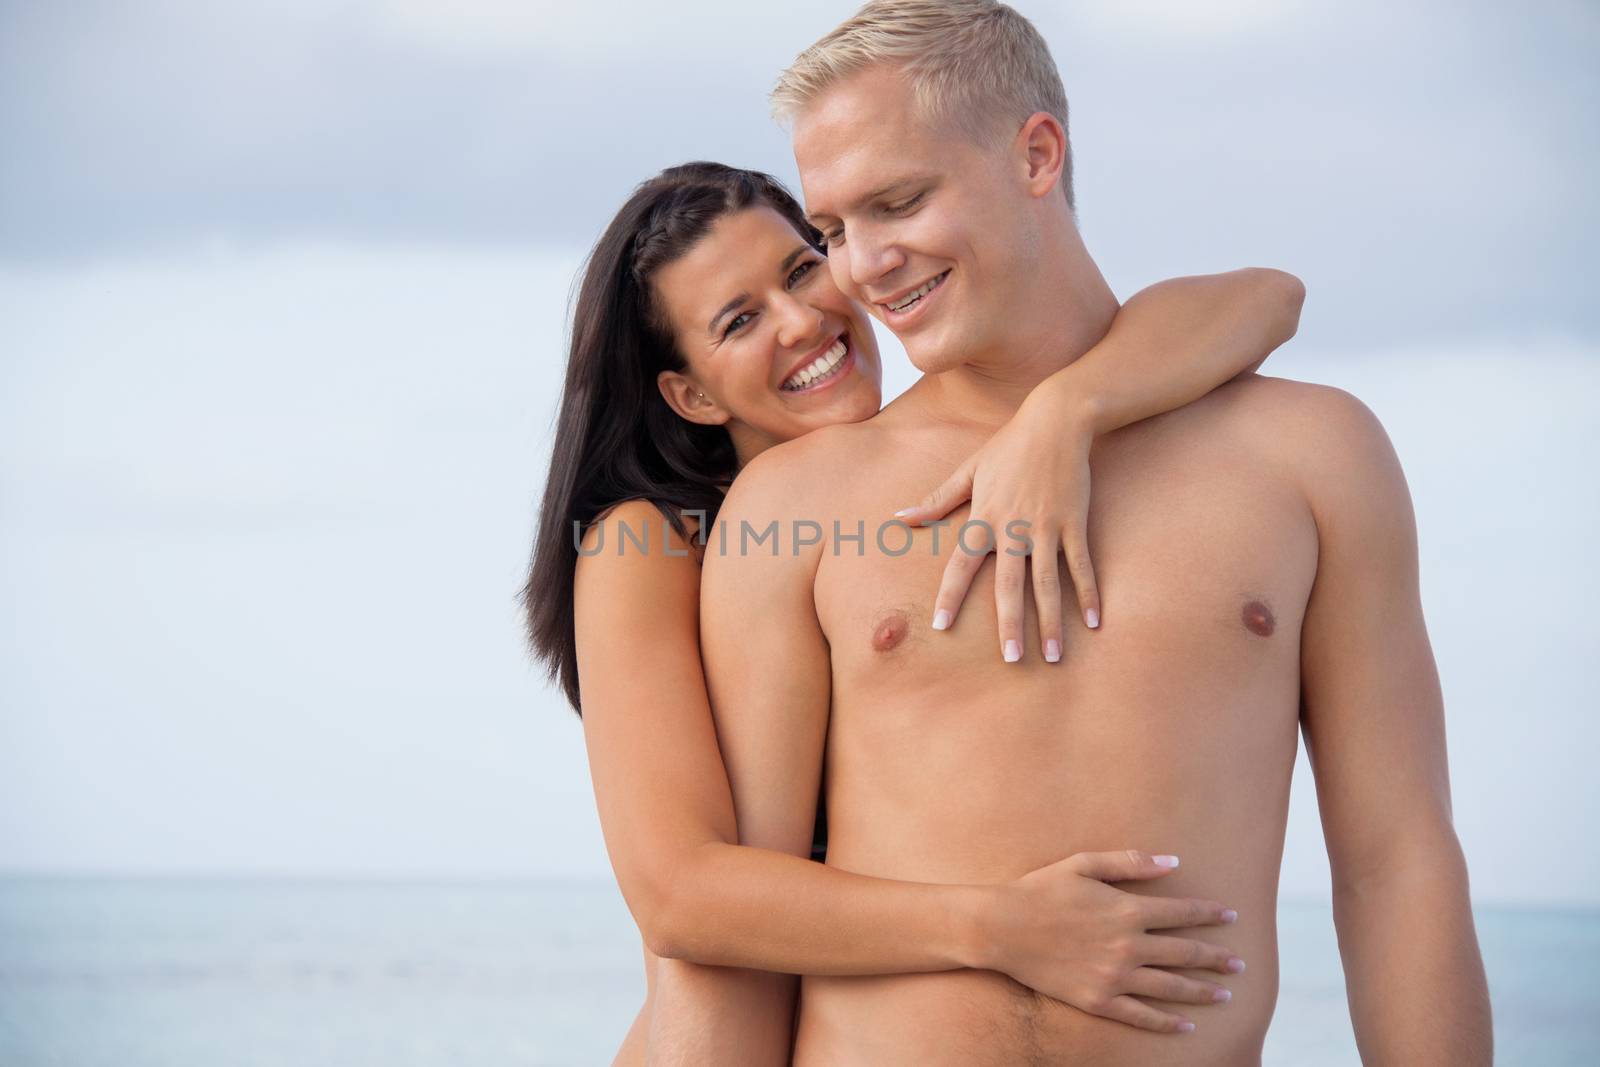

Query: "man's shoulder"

xmin=1251 ymin=371 xmax=1389 ymax=445
xmin=1198 ymin=374 xmax=1390 ymax=461
xmin=724 ymin=420 xmax=879 ymax=513
xmin=1209 ymin=373 xmax=1375 ymax=430
xmin=1218 ymin=374 xmax=1407 ymax=520
xmin=708 ymin=421 xmax=883 ymax=578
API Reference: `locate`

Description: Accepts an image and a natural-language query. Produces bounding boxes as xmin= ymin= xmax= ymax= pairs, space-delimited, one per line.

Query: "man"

xmin=693 ymin=2 xmax=1490 ymax=1063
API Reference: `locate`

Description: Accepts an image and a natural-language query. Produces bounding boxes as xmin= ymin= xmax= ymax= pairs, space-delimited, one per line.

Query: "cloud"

xmin=0 ymin=1 xmax=848 ymax=260
xmin=1073 ymin=0 xmax=1309 ymax=37
xmin=357 ymin=0 xmax=824 ymax=60
xmin=3 ymin=0 xmax=1596 ymax=353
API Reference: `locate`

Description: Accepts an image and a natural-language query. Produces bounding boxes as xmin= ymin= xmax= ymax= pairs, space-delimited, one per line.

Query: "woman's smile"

xmin=779 ymin=333 xmax=856 ymax=394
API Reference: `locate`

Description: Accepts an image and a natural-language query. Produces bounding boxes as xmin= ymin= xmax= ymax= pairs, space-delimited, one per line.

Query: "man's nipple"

xmin=1241 ymin=599 xmax=1276 ymax=637
xmin=871 ymin=611 xmax=910 ymax=652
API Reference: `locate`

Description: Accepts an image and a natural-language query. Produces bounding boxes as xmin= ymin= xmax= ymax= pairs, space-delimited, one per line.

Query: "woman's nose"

xmin=774 ymin=295 xmax=825 ymax=348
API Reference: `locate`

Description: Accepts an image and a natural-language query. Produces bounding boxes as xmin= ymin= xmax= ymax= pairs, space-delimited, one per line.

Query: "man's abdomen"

xmin=801 ymin=602 xmax=1305 ymax=1064
xmin=796 ymin=964 xmax=1277 ymax=1067
xmin=798 ymin=746 xmax=1292 ymax=1065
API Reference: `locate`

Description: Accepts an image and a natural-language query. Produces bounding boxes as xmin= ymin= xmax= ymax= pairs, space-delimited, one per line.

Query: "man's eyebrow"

xmin=807 ymin=176 xmax=932 ymax=226
xmin=707 ymin=293 xmax=750 ymax=336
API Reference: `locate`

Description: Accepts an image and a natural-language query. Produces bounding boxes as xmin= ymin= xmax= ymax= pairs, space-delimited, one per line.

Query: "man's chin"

xmin=903 ymin=340 xmax=963 ymax=375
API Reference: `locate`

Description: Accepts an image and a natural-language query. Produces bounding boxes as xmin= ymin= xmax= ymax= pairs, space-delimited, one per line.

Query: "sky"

xmin=1 ymin=0 xmax=1597 ymax=908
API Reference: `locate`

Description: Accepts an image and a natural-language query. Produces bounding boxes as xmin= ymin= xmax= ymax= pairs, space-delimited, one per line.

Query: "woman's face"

xmin=652 ymin=205 xmax=882 ymax=463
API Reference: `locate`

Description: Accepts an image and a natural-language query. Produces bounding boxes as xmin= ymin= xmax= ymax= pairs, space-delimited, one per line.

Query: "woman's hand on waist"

xmin=971 ymin=849 xmax=1246 ymax=1035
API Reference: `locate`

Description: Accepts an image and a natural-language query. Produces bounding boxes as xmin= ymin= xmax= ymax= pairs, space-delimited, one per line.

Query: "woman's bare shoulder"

xmin=573 ymin=500 xmax=705 ymax=675
xmin=576 ymin=499 xmax=706 ymax=598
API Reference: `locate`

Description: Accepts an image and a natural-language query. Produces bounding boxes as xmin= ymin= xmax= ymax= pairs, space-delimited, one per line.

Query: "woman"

xmin=523 ymin=162 xmax=1303 ymax=1062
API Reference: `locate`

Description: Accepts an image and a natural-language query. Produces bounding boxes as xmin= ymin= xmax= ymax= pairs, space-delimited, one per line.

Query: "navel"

xmin=1241 ymin=599 xmax=1276 ymax=637
xmin=871 ymin=611 xmax=910 ymax=652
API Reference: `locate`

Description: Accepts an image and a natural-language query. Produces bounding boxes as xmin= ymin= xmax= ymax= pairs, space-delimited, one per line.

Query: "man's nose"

xmin=773 ymin=294 xmax=825 ymax=349
xmin=846 ymin=227 xmax=906 ymax=293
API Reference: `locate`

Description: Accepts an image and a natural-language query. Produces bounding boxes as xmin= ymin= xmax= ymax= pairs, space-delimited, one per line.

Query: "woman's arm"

xmin=1054 ymin=266 xmax=1304 ymax=431
xmin=574 ymin=500 xmax=1241 ymax=1048
xmin=896 ymin=267 xmax=1305 ymax=655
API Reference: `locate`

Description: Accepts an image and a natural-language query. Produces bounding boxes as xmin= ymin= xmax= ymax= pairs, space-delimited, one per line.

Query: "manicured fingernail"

xmin=1177 ymin=1021 xmax=1196 ymax=1034
xmin=1044 ymin=638 xmax=1061 ymax=662
xmin=1003 ymin=640 xmax=1021 ymax=662
xmin=1213 ymin=988 xmax=1232 ymax=1004
xmin=1221 ymin=908 xmax=1238 ymax=924
xmin=893 ymin=507 xmax=915 ymax=518
xmin=932 ymin=610 xmax=952 ymax=631
xmin=1085 ymin=608 xmax=1100 ymax=629
xmin=1227 ymin=958 xmax=1246 ymax=974
xmin=1153 ymin=855 xmax=1180 ymax=868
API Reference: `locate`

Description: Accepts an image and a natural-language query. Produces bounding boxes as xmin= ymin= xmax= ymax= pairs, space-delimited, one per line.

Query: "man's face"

xmin=793 ymin=65 xmax=1034 ymax=374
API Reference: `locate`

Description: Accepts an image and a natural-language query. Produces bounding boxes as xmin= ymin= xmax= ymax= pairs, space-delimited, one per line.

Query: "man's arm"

xmin=1296 ymin=387 xmax=1491 ymax=1065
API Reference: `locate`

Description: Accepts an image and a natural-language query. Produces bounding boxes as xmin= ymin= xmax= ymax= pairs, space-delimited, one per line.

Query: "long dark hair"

xmin=520 ymin=162 xmax=822 ymax=714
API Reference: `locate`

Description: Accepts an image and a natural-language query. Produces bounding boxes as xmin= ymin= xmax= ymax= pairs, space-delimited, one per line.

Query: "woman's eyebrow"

xmin=780 ymin=244 xmax=811 ymax=273
xmin=705 ymin=245 xmax=812 ymax=336
xmin=707 ymin=293 xmax=750 ymax=336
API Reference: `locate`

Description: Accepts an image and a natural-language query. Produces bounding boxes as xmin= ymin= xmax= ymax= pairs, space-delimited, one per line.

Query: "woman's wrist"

xmin=1031 ymin=363 xmax=1109 ymax=439
xmin=949 ymin=882 xmax=1014 ymax=973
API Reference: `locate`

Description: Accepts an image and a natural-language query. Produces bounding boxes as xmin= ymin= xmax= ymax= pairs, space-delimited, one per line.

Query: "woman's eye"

xmin=889 ymin=193 xmax=925 ymax=214
xmin=823 ymin=228 xmax=845 ymax=248
xmin=787 ymin=260 xmax=819 ymax=288
xmin=723 ymin=312 xmax=753 ymax=338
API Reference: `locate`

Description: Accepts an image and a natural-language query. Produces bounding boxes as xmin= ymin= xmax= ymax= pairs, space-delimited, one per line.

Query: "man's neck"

xmin=909 ymin=224 xmax=1119 ymax=431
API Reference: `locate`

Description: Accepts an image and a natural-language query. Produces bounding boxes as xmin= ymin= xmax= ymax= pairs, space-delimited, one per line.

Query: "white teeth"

xmin=781 ymin=337 xmax=849 ymax=391
xmin=887 ymin=272 xmax=946 ymax=312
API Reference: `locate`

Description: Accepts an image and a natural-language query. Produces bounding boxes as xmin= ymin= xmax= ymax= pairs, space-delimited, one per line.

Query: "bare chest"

xmin=814 ymin=433 xmax=1317 ymax=698
xmin=807 ymin=421 xmax=1317 ymax=889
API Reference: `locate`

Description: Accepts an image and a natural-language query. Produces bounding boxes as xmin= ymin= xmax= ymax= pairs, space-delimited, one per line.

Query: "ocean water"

xmin=0 ymin=877 xmax=1590 ymax=1066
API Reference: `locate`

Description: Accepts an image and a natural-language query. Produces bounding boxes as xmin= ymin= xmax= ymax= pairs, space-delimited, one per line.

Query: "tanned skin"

xmin=690 ymin=63 xmax=1490 ymax=1065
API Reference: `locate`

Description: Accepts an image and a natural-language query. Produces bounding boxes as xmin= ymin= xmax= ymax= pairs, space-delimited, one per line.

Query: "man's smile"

xmin=876 ymin=269 xmax=951 ymax=324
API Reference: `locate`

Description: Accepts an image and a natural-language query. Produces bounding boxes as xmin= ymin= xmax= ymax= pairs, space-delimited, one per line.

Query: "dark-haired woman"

xmin=523 ymin=162 xmax=1304 ymax=1063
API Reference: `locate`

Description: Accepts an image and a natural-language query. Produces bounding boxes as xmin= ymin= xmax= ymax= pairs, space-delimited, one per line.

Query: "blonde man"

xmin=670 ymin=2 xmax=1492 ymax=1064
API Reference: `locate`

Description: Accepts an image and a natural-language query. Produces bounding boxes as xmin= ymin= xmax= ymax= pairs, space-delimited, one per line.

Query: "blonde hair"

xmin=772 ymin=0 xmax=1073 ymax=208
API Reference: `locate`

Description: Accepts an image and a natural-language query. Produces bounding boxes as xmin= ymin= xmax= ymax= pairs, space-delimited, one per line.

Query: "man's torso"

xmin=796 ymin=376 xmax=1320 ymax=1066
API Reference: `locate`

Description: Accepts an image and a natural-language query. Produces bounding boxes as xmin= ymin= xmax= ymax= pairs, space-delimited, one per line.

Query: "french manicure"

xmin=1085 ymin=607 xmax=1100 ymax=629
xmin=932 ymin=609 xmax=952 ymax=631
xmin=893 ymin=507 xmax=915 ymax=518
xmin=1227 ymin=958 xmax=1246 ymax=974
xmin=1221 ymin=908 xmax=1238 ymax=923
xmin=1153 ymin=854 xmax=1180 ymax=868
xmin=1045 ymin=638 xmax=1061 ymax=662
xmin=1003 ymin=640 xmax=1021 ymax=662
xmin=1213 ymin=988 xmax=1232 ymax=1004
xmin=1177 ymin=1021 xmax=1196 ymax=1034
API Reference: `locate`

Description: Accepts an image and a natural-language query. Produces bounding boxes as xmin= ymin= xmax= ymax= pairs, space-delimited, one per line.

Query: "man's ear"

xmin=657 ymin=370 xmax=730 ymax=426
xmin=1016 ymin=112 xmax=1068 ymax=200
